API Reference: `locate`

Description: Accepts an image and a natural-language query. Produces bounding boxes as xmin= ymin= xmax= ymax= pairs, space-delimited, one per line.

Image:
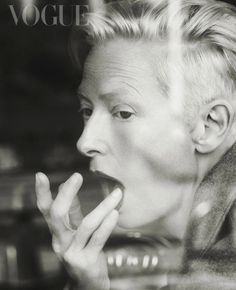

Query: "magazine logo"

xmin=9 ymin=4 xmax=89 ymax=26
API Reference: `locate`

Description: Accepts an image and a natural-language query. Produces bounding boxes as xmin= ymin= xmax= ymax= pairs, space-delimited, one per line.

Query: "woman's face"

xmin=77 ymin=38 xmax=197 ymax=229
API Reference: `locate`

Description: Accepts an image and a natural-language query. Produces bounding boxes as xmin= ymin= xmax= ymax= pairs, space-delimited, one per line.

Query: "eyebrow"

xmin=99 ymin=92 xmax=118 ymax=101
xmin=120 ymin=81 xmax=142 ymax=98
xmin=77 ymin=91 xmax=116 ymax=103
xmin=77 ymin=91 xmax=91 ymax=103
xmin=99 ymin=89 xmax=141 ymax=103
xmin=77 ymin=90 xmax=121 ymax=101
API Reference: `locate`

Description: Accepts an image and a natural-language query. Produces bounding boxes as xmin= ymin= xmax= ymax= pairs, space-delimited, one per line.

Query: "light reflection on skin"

xmin=76 ymin=38 xmax=200 ymax=239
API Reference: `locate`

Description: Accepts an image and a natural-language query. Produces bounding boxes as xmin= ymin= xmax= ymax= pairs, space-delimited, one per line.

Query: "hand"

xmin=35 ymin=172 xmax=122 ymax=290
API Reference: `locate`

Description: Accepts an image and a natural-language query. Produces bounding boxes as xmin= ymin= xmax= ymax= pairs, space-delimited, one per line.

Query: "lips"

xmin=93 ymin=170 xmax=125 ymax=210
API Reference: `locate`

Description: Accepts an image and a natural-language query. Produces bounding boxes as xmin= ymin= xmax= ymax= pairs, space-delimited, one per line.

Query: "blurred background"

xmin=0 ymin=0 xmax=88 ymax=174
xmin=0 ymin=1 xmax=100 ymax=289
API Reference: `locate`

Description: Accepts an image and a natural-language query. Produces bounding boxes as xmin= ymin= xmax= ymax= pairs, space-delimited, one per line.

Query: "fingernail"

xmin=111 ymin=188 xmax=122 ymax=199
xmin=71 ymin=172 xmax=81 ymax=183
xmin=35 ymin=172 xmax=41 ymax=184
xmin=36 ymin=172 xmax=46 ymax=185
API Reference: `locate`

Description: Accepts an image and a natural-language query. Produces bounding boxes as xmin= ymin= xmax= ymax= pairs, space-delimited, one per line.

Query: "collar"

xmin=184 ymin=143 xmax=236 ymax=256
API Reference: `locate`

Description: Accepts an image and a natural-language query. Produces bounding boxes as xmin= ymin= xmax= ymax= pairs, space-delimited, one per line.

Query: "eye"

xmin=80 ymin=107 xmax=93 ymax=120
xmin=112 ymin=105 xmax=136 ymax=120
xmin=114 ymin=111 xmax=133 ymax=120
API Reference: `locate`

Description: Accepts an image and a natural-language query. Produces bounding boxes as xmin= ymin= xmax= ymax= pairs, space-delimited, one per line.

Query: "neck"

xmin=161 ymin=180 xmax=200 ymax=240
xmin=133 ymin=179 xmax=201 ymax=241
xmin=131 ymin=139 xmax=236 ymax=241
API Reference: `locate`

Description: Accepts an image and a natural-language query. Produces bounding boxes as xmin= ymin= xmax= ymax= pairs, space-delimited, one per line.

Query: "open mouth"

xmin=93 ymin=170 xmax=125 ymax=210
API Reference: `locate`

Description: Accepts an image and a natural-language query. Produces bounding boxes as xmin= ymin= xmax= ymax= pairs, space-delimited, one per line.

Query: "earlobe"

xmin=192 ymin=100 xmax=234 ymax=154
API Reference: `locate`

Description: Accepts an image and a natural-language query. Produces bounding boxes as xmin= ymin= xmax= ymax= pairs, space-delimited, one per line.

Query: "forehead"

xmin=79 ymin=38 xmax=167 ymax=95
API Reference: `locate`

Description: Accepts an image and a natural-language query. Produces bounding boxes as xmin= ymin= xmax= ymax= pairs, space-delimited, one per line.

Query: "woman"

xmin=36 ymin=0 xmax=236 ymax=289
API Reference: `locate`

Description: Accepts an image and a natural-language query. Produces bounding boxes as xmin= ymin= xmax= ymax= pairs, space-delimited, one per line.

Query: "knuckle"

xmin=91 ymin=232 xmax=104 ymax=247
xmin=64 ymin=249 xmax=98 ymax=271
xmin=36 ymin=201 xmax=49 ymax=215
xmin=63 ymin=249 xmax=80 ymax=266
xmin=52 ymin=240 xmax=61 ymax=255
xmin=100 ymin=221 xmax=111 ymax=232
xmin=80 ymin=218 xmax=95 ymax=232
xmin=63 ymin=250 xmax=73 ymax=264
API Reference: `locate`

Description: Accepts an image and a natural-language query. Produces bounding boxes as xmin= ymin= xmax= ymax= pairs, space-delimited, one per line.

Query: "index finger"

xmin=35 ymin=172 xmax=53 ymax=216
xmin=51 ymin=173 xmax=83 ymax=231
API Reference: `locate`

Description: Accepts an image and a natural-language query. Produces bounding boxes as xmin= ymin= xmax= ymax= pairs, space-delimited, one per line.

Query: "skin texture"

xmin=35 ymin=38 xmax=235 ymax=290
xmin=77 ymin=39 xmax=199 ymax=231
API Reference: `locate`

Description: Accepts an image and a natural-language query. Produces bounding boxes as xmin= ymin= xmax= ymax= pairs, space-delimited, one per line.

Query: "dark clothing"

xmin=168 ymin=143 xmax=236 ymax=289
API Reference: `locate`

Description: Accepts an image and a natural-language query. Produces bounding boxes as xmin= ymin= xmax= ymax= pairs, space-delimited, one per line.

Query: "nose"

xmin=77 ymin=114 xmax=108 ymax=157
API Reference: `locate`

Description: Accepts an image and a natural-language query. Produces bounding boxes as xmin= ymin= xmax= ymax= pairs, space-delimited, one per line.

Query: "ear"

xmin=192 ymin=100 xmax=234 ymax=154
xmin=89 ymin=0 xmax=106 ymax=14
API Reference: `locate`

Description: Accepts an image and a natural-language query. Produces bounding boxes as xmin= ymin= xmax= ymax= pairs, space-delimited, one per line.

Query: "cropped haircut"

xmin=71 ymin=0 xmax=236 ymax=123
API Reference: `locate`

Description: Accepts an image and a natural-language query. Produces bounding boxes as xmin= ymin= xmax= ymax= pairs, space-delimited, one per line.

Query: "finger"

xmin=51 ymin=173 xmax=83 ymax=219
xmin=35 ymin=172 xmax=53 ymax=216
xmin=58 ymin=181 xmax=83 ymax=228
xmin=86 ymin=209 xmax=119 ymax=253
xmin=49 ymin=173 xmax=83 ymax=238
xmin=69 ymin=195 xmax=83 ymax=229
xmin=74 ymin=188 xmax=122 ymax=249
xmin=58 ymin=182 xmax=64 ymax=192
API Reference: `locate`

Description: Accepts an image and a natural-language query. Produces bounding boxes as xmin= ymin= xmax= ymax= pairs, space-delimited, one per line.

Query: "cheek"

xmin=128 ymin=122 xmax=196 ymax=180
xmin=111 ymin=116 xmax=196 ymax=181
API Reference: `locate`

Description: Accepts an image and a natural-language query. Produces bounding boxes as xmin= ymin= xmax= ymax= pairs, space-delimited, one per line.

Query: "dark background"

xmin=0 ymin=0 xmax=89 ymax=175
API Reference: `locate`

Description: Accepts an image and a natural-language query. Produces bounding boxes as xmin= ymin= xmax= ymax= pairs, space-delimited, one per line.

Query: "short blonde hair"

xmin=72 ymin=0 xmax=236 ymax=122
